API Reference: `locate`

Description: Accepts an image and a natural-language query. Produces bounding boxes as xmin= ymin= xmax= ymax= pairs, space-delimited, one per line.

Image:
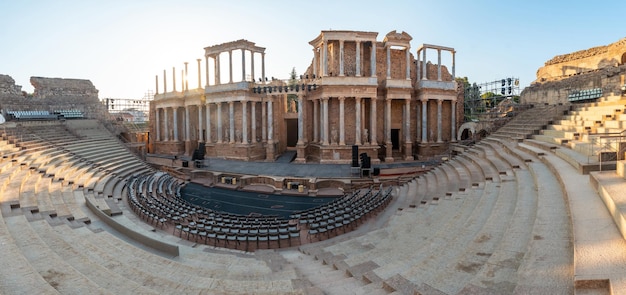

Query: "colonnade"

xmin=153 ymin=99 xmax=275 ymax=145
xmin=310 ymin=33 xmax=378 ymax=78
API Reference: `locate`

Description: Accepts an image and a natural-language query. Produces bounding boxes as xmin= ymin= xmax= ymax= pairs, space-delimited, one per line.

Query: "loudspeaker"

xmin=352 ymin=145 xmax=359 ymax=167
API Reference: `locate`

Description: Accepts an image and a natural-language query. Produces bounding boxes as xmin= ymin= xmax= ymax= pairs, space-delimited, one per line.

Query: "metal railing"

xmin=589 ymin=130 xmax=626 ymax=171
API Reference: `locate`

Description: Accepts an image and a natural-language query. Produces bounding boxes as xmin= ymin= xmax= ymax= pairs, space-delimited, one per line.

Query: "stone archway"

xmin=457 ymin=122 xmax=477 ymax=141
xmin=621 ymin=52 xmax=626 ymax=65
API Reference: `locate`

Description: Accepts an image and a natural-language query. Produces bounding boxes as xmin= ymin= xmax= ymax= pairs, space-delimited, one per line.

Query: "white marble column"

xmin=242 ymin=101 xmax=248 ymax=143
xmin=205 ymin=56 xmax=210 ymax=87
xmin=163 ymin=69 xmax=167 ymax=93
xmin=261 ymin=101 xmax=267 ymax=141
xmin=156 ymin=108 xmax=161 ymax=141
xmin=251 ymin=102 xmax=256 ymax=142
xmin=356 ymin=41 xmax=361 ymax=77
xmin=164 ymin=107 xmax=169 ymax=141
xmin=312 ymin=48 xmax=318 ymax=78
xmin=322 ymin=97 xmax=329 ymax=145
xmin=338 ymin=97 xmax=345 ymax=145
xmin=261 ymin=53 xmax=266 ymax=83
xmin=173 ymin=107 xmax=179 ymax=141
xmin=322 ymin=41 xmax=328 ymax=77
xmin=241 ymin=49 xmax=246 ymax=82
xmin=386 ymin=46 xmax=391 ymax=79
xmin=370 ymin=98 xmax=377 ymax=145
xmin=421 ymin=100 xmax=428 ymax=142
xmin=404 ymin=99 xmax=411 ymax=143
xmin=172 ymin=67 xmax=177 ymax=92
xmin=339 ymin=40 xmax=344 ymax=76
xmin=385 ymin=99 xmax=391 ymax=143
xmin=228 ymin=101 xmax=235 ymax=144
xmin=313 ymin=99 xmax=319 ymax=143
xmin=370 ymin=41 xmax=377 ymax=77
xmin=214 ymin=54 xmax=220 ymax=85
xmin=184 ymin=105 xmax=190 ymax=141
xmin=355 ymin=97 xmax=362 ymax=145
xmin=416 ymin=50 xmax=420 ymax=81
xmin=205 ymin=103 xmax=211 ymax=143
xmin=437 ymin=49 xmax=442 ymax=81
xmin=184 ymin=62 xmax=189 ymax=91
xmin=422 ymin=49 xmax=427 ymax=80
xmin=155 ymin=75 xmax=159 ymax=95
xmin=217 ymin=103 xmax=223 ymax=143
xmin=416 ymin=102 xmax=421 ymax=142
xmin=405 ymin=48 xmax=411 ymax=80
xmin=437 ymin=99 xmax=443 ymax=143
xmin=451 ymin=51 xmax=456 ymax=78
xmin=267 ymin=99 xmax=274 ymax=143
xmin=250 ymin=52 xmax=255 ymax=81
xmin=197 ymin=59 xmax=202 ymax=89
xmin=297 ymin=94 xmax=304 ymax=145
xmin=451 ymin=100 xmax=457 ymax=142
xmin=198 ymin=105 xmax=203 ymax=142
xmin=228 ymin=50 xmax=233 ymax=84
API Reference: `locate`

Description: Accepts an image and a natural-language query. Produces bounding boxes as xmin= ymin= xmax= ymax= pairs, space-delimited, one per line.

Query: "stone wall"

xmin=0 ymin=74 xmax=22 ymax=96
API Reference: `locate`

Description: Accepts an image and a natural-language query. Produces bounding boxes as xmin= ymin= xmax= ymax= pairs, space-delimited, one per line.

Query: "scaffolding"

xmin=102 ymin=90 xmax=154 ymax=122
xmin=464 ymin=77 xmax=520 ymax=121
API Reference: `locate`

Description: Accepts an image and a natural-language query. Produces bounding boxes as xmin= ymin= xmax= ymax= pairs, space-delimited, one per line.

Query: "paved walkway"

xmin=538 ymin=148 xmax=626 ymax=294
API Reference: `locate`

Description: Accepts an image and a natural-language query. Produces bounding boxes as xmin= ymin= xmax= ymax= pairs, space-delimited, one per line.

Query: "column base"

xmin=404 ymin=142 xmax=414 ymax=161
xmin=294 ymin=144 xmax=307 ymax=163
xmin=265 ymin=141 xmax=276 ymax=162
xmin=385 ymin=141 xmax=394 ymax=162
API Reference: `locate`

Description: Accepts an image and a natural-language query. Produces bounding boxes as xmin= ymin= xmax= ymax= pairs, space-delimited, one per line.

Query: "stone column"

xmin=416 ymin=102 xmax=421 ymax=142
xmin=451 ymin=51 xmax=456 ymax=79
xmin=405 ymin=48 xmax=411 ymax=80
xmin=322 ymin=97 xmax=329 ymax=145
xmin=205 ymin=103 xmax=211 ymax=143
xmin=173 ymin=107 xmax=179 ymax=141
xmin=163 ymin=69 xmax=167 ymax=93
xmin=339 ymin=40 xmax=344 ymax=76
xmin=184 ymin=62 xmax=189 ymax=91
xmin=184 ymin=105 xmax=190 ymax=141
xmin=416 ymin=49 xmax=420 ymax=81
xmin=155 ymin=75 xmax=159 ymax=95
xmin=338 ymin=97 xmax=345 ymax=145
xmin=385 ymin=98 xmax=392 ymax=162
xmin=313 ymin=99 xmax=319 ymax=143
xmin=228 ymin=50 xmax=233 ymax=84
xmin=198 ymin=104 xmax=203 ymax=142
xmin=241 ymin=49 xmax=246 ymax=82
xmin=228 ymin=101 xmax=235 ymax=144
xmin=242 ymin=101 xmax=248 ymax=143
xmin=251 ymin=52 xmax=255 ymax=82
xmin=404 ymin=99 xmax=411 ymax=143
xmin=422 ymin=49 xmax=427 ymax=80
xmin=323 ymin=41 xmax=328 ymax=76
xmin=437 ymin=99 xmax=443 ymax=143
xmin=355 ymin=97 xmax=362 ymax=145
xmin=385 ymin=99 xmax=391 ymax=143
xmin=297 ymin=94 xmax=304 ymax=145
xmin=437 ymin=49 xmax=442 ymax=81
xmin=370 ymin=98 xmax=377 ymax=145
xmin=251 ymin=102 xmax=256 ymax=142
xmin=214 ymin=54 xmax=220 ymax=85
xmin=404 ymin=99 xmax=413 ymax=160
xmin=164 ymin=107 xmax=169 ymax=141
xmin=205 ymin=56 xmax=210 ymax=87
xmin=356 ymin=41 xmax=361 ymax=77
xmin=172 ymin=67 xmax=177 ymax=92
xmin=386 ymin=46 xmax=391 ymax=79
xmin=312 ymin=48 xmax=318 ymax=78
xmin=261 ymin=100 xmax=267 ymax=141
xmin=156 ymin=108 xmax=161 ymax=141
xmin=197 ymin=59 xmax=202 ymax=89
xmin=261 ymin=53 xmax=266 ymax=83
xmin=181 ymin=69 xmax=184 ymax=92
xmin=217 ymin=103 xmax=223 ymax=143
xmin=267 ymin=99 xmax=274 ymax=143
xmin=370 ymin=41 xmax=377 ymax=77
xmin=451 ymin=100 xmax=457 ymax=142
xmin=421 ymin=99 xmax=428 ymax=142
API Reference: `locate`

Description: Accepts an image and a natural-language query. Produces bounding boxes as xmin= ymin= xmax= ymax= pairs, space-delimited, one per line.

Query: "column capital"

xmin=338 ymin=96 xmax=345 ymax=102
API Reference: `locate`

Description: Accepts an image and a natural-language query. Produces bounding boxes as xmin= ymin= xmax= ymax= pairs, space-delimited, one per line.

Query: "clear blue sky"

xmin=1 ymin=0 xmax=624 ymax=98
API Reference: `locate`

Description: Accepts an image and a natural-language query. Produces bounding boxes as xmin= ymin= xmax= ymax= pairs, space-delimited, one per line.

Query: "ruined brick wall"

xmin=535 ymin=37 xmax=626 ymax=82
